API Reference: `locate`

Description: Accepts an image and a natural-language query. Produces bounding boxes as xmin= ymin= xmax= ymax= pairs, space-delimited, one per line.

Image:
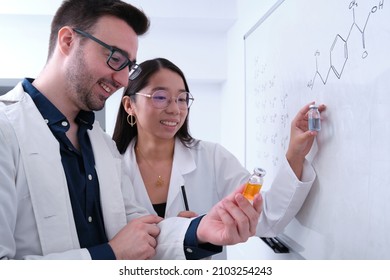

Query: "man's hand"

xmin=108 ymin=214 xmax=163 ymax=259
xmin=196 ymin=184 xmax=262 ymax=246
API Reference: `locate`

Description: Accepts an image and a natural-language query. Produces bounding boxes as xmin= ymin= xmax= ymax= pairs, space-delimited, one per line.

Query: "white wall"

xmin=0 ymin=14 xmax=51 ymax=79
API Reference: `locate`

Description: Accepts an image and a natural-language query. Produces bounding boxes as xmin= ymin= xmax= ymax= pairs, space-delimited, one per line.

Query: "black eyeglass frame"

xmin=73 ymin=28 xmax=141 ymax=78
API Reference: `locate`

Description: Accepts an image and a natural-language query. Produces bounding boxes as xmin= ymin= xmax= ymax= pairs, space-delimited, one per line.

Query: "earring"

xmin=127 ymin=114 xmax=137 ymax=127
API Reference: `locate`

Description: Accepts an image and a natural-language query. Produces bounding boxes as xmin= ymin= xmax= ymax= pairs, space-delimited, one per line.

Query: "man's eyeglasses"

xmin=135 ymin=90 xmax=194 ymax=110
xmin=73 ymin=28 xmax=141 ymax=79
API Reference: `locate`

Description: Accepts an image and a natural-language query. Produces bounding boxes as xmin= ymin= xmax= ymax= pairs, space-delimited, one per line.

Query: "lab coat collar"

xmin=165 ymin=138 xmax=196 ymax=217
xmin=173 ymin=137 xmax=197 ymax=175
xmin=126 ymin=137 xmax=196 ymax=176
xmin=125 ymin=137 xmax=196 ymax=217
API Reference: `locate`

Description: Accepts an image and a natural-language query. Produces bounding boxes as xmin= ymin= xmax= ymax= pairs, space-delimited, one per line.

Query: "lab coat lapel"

xmin=4 ymin=86 xmax=80 ymax=254
xmin=88 ymin=126 xmax=127 ymax=240
xmin=165 ymin=139 xmax=196 ymax=217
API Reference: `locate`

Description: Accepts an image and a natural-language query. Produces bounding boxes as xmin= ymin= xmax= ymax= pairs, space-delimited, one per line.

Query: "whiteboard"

xmin=244 ymin=0 xmax=390 ymax=259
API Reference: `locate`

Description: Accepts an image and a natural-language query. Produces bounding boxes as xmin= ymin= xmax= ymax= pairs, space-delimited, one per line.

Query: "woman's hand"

xmin=286 ymin=101 xmax=326 ymax=179
xmin=177 ymin=210 xmax=198 ymax=218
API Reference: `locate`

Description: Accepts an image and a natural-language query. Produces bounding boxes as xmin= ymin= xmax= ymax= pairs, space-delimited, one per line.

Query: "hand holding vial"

xmin=286 ymin=102 xmax=326 ymax=179
xmin=242 ymin=167 xmax=266 ymax=201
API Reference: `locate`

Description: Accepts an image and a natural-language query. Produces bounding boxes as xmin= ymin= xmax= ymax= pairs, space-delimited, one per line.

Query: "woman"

xmin=113 ymin=58 xmax=325 ymax=258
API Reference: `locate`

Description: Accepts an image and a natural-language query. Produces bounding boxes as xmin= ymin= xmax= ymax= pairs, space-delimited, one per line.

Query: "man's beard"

xmin=65 ymin=48 xmax=105 ymax=111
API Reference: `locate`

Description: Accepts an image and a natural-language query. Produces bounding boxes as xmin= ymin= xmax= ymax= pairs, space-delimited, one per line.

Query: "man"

xmin=0 ymin=0 xmax=262 ymax=260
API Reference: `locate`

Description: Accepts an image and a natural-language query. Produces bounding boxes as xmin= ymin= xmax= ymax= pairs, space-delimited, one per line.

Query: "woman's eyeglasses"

xmin=135 ymin=90 xmax=194 ymax=110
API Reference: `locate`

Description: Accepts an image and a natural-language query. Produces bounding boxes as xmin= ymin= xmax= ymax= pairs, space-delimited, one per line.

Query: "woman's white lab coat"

xmin=123 ymin=138 xmax=316 ymax=259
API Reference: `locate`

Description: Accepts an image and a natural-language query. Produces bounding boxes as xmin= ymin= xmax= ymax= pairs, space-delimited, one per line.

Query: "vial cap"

xmin=309 ymin=104 xmax=318 ymax=109
xmin=253 ymin=167 xmax=266 ymax=177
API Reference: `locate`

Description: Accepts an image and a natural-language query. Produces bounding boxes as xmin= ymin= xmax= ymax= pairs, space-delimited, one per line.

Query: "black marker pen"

xmin=181 ymin=185 xmax=190 ymax=211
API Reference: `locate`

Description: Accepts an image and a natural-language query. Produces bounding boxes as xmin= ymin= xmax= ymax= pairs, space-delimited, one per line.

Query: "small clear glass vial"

xmin=308 ymin=104 xmax=321 ymax=131
xmin=242 ymin=167 xmax=266 ymax=201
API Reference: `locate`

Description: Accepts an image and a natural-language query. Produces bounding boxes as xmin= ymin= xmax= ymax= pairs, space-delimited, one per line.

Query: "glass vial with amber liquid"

xmin=242 ymin=167 xmax=266 ymax=201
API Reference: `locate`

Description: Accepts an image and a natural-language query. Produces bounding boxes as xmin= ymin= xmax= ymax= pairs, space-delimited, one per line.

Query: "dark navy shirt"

xmin=22 ymin=78 xmax=221 ymax=260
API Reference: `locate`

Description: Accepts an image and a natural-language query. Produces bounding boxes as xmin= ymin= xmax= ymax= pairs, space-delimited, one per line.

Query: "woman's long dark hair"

xmin=112 ymin=58 xmax=196 ymax=154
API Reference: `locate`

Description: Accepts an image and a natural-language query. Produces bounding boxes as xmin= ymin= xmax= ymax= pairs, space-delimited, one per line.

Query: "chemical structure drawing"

xmin=307 ymin=0 xmax=385 ymax=89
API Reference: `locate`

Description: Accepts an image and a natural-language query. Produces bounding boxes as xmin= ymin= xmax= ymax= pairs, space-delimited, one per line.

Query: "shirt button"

xmin=88 ymin=216 xmax=92 ymax=223
xmin=44 ymin=119 xmax=49 ymax=124
xmin=61 ymin=121 xmax=68 ymax=127
xmin=186 ymin=248 xmax=193 ymax=253
xmin=88 ymin=174 xmax=93 ymax=180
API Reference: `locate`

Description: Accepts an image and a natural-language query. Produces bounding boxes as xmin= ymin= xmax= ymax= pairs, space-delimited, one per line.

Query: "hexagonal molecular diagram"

xmin=308 ymin=0 xmax=385 ymax=90
xmin=330 ymin=34 xmax=348 ymax=79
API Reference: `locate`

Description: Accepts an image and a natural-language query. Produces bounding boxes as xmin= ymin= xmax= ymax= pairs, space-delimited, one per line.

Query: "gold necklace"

xmin=136 ymin=147 xmax=164 ymax=187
